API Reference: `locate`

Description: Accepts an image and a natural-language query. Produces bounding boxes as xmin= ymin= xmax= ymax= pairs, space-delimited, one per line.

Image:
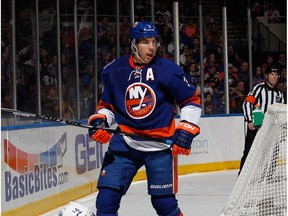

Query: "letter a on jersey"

xmin=125 ymin=83 xmax=156 ymax=119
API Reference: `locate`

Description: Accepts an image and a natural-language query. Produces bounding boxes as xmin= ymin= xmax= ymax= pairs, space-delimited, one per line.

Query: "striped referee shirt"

xmin=242 ymin=81 xmax=284 ymax=123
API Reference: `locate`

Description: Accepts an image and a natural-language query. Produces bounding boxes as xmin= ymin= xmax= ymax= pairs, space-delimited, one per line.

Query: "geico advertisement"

xmin=1 ymin=126 xmax=106 ymax=211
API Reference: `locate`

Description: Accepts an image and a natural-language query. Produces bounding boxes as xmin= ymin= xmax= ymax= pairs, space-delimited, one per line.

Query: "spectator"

xmin=190 ymin=37 xmax=201 ymax=64
xmin=275 ymin=52 xmax=286 ymax=72
xmin=61 ymin=85 xmax=75 ymax=119
xmin=279 ymin=68 xmax=287 ymax=84
xmin=212 ymin=86 xmax=224 ymax=112
xmin=252 ymin=66 xmax=265 ymax=86
xmin=251 ymin=1 xmax=264 ymax=17
xmin=264 ymin=2 xmax=281 ymax=23
xmin=266 ymin=54 xmax=275 ymax=68
xmin=162 ymin=13 xmax=173 ymax=34
xmin=100 ymin=16 xmax=113 ymax=33
xmin=219 ymin=63 xmax=238 ymax=94
xmin=180 ymin=24 xmax=193 ymax=49
xmin=209 ymin=22 xmax=221 ymax=44
xmin=42 ymin=87 xmax=59 ymax=117
xmin=40 ymin=47 xmax=50 ymax=77
xmin=277 ymin=80 xmax=286 ymax=104
xmin=204 ymin=64 xmax=221 ymax=89
xmin=230 ymin=81 xmax=246 ymax=113
xmin=203 ymin=79 xmax=213 ymax=95
xmin=238 ymin=61 xmax=250 ymax=93
xmin=204 ymin=92 xmax=214 ymax=114
xmin=215 ymin=45 xmax=224 ymax=65
xmin=184 ymin=18 xmax=197 ymax=39
xmin=228 ymin=44 xmax=242 ymax=67
xmin=238 ymin=61 xmax=249 ymax=83
xmin=214 ymin=93 xmax=225 ymax=114
xmin=261 ymin=62 xmax=269 ymax=74
xmin=228 ymin=64 xmax=239 ymax=88
xmin=43 ymin=63 xmax=57 ymax=86
xmin=154 ymin=13 xmax=164 ymax=34
xmin=205 ymin=53 xmax=220 ymax=72
xmin=203 ymin=14 xmax=213 ymax=36
xmin=191 ymin=36 xmax=200 ymax=52
xmin=185 ymin=62 xmax=199 ymax=86
xmin=185 ymin=53 xmax=195 ymax=71
xmin=179 ymin=45 xmax=190 ymax=68
xmin=95 ymin=18 xmax=105 ymax=40
xmin=203 ymin=33 xmax=217 ymax=54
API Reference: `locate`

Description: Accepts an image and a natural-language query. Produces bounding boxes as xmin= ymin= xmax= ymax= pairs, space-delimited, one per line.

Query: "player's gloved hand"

xmin=88 ymin=113 xmax=112 ymax=144
xmin=172 ymin=121 xmax=200 ymax=156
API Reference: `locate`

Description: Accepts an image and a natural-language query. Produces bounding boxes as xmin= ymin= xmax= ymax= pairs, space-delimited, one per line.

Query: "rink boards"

xmin=1 ymin=115 xmax=244 ymax=215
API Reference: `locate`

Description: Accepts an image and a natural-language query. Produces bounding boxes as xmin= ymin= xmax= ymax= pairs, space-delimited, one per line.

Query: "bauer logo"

xmin=125 ymin=83 xmax=156 ymax=119
xmin=3 ymin=133 xmax=69 ymax=202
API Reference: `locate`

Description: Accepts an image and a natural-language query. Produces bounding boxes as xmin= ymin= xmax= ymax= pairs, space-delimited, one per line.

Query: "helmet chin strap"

xmin=131 ymin=42 xmax=146 ymax=64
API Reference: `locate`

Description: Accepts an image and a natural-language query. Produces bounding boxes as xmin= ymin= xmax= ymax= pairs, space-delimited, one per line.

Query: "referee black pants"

xmin=238 ymin=127 xmax=258 ymax=176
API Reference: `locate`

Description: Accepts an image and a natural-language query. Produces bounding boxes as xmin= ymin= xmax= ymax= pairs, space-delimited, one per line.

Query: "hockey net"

xmin=221 ymin=103 xmax=287 ymax=216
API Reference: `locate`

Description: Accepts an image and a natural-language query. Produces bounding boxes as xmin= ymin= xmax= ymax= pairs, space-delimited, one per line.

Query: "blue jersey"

xmin=96 ymin=55 xmax=201 ymax=149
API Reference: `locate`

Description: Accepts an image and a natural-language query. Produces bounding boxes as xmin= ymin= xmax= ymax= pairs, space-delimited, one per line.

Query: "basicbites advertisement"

xmin=1 ymin=125 xmax=107 ymax=212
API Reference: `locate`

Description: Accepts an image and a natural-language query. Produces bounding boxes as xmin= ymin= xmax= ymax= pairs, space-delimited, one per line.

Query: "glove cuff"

xmin=88 ymin=113 xmax=107 ymax=125
xmin=176 ymin=121 xmax=200 ymax=136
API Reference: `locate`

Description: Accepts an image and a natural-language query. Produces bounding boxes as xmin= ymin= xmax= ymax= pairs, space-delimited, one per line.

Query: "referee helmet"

xmin=265 ymin=66 xmax=279 ymax=75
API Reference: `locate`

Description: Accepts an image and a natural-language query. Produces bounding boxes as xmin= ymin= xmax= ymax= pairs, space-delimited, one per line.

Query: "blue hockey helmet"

xmin=129 ymin=21 xmax=159 ymax=40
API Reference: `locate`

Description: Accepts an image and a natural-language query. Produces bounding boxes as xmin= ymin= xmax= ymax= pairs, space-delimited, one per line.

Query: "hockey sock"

xmin=151 ymin=194 xmax=182 ymax=216
xmin=96 ymin=187 xmax=122 ymax=216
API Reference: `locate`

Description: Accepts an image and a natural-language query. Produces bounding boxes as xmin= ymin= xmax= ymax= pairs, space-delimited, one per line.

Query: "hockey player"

xmin=88 ymin=21 xmax=202 ymax=216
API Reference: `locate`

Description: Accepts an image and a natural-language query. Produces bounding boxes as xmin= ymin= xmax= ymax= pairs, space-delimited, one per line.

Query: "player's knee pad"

xmin=96 ymin=187 xmax=122 ymax=216
xmin=151 ymin=194 xmax=182 ymax=216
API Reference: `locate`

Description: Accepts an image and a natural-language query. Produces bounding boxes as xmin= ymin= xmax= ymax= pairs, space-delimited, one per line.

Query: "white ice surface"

xmin=41 ymin=170 xmax=238 ymax=216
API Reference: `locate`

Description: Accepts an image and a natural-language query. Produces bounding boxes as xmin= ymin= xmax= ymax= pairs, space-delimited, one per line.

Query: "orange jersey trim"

xmin=96 ymin=99 xmax=115 ymax=113
xmin=178 ymin=90 xmax=201 ymax=108
xmin=118 ymin=119 xmax=175 ymax=138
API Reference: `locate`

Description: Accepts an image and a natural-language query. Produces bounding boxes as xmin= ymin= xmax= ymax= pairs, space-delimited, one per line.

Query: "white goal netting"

xmin=221 ymin=103 xmax=287 ymax=216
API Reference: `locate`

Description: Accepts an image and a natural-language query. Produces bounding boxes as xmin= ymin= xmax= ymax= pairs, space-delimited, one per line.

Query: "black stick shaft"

xmin=1 ymin=108 xmax=172 ymax=144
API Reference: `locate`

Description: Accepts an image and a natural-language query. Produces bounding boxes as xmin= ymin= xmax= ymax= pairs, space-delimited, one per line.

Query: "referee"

xmin=238 ymin=66 xmax=285 ymax=175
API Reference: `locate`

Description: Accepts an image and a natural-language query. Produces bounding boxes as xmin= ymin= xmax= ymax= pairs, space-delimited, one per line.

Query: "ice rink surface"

xmin=41 ymin=169 xmax=238 ymax=216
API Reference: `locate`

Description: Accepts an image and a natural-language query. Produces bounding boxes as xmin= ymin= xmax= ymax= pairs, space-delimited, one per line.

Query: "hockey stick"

xmin=1 ymin=108 xmax=172 ymax=144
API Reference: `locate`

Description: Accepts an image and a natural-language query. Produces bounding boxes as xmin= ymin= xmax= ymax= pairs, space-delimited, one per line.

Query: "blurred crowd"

xmin=1 ymin=0 xmax=286 ymax=119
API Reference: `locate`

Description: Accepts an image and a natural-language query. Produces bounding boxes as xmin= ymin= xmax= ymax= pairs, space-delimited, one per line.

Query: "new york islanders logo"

xmin=125 ymin=83 xmax=156 ymax=119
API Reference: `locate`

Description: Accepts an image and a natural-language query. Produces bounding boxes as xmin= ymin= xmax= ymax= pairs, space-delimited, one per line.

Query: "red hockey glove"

xmin=88 ymin=113 xmax=112 ymax=144
xmin=172 ymin=121 xmax=200 ymax=156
